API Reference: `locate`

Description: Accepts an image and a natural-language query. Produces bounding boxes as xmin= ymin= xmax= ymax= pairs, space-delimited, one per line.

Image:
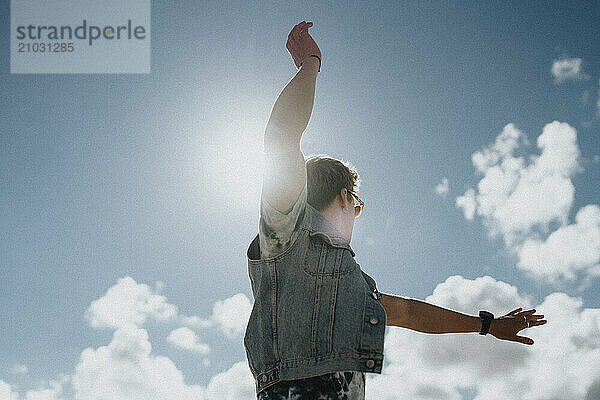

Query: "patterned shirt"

xmin=258 ymin=182 xmax=366 ymax=400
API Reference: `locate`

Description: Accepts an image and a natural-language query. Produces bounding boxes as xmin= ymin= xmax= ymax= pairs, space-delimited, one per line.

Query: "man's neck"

xmin=319 ymin=208 xmax=350 ymax=244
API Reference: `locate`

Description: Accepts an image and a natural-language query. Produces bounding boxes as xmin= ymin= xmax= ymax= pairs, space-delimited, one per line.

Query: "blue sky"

xmin=1 ymin=1 xmax=599 ymax=399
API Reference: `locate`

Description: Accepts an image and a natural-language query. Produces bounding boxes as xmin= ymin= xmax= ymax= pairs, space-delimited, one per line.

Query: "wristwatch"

xmin=479 ymin=311 xmax=494 ymax=335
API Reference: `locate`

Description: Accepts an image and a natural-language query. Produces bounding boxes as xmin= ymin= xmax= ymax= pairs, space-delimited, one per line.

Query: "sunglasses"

xmin=348 ymin=190 xmax=364 ymax=218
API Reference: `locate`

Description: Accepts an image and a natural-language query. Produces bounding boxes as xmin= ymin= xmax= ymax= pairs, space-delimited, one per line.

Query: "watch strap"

xmin=479 ymin=310 xmax=494 ymax=335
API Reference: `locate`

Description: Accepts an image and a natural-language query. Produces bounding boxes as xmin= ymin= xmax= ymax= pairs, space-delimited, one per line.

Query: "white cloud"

xmin=167 ymin=327 xmax=210 ymax=355
xmin=2 ymin=350 xmax=255 ymax=400
xmin=456 ymin=188 xmax=476 ymax=220
xmin=517 ymin=205 xmax=600 ymax=282
xmin=71 ymin=323 xmax=206 ymax=400
xmin=551 ymin=58 xmax=590 ymax=84
xmin=78 ymin=279 xmax=252 ymax=398
xmin=85 ymin=277 xmax=252 ymax=342
xmin=10 ymin=364 xmax=28 ymax=374
xmin=1 ymin=279 xmax=259 ymax=400
xmin=470 ymin=123 xmax=528 ymax=174
xmin=473 ymin=122 xmax=579 ymax=245
xmin=205 ymin=361 xmax=255 ymax=400
xmin=5 ymin=276 xmax=600 ymax=400
xmin=455 ymin=121 xmax=600 ymax=283
xmin=1 ymin=377 xmax=69 ymax=400
xmin=0 ymin=380 xmax=19 ymax=400
xmin=435 ymin=177 xmax=449 ymax=196
xmin=181 ymin=293 xmax=252 ymax=338
xmin=85 ymin=277 xmax=178 ymax=329
xmin=24 ymin=379 xmax=66 ymax=400
xmin=366 ymin=276 xmax=600 ymax=400
xmin=427 ymin=275 xmax=533 ymax=313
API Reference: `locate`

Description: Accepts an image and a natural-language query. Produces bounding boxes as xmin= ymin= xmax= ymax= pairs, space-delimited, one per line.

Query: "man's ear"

xmin=338 ymin=188 xmax=349 ymax=208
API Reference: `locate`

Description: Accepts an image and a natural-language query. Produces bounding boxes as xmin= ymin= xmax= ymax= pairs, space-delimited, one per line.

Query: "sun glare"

xmin=218 ymin=133 xmax=264 ymax=212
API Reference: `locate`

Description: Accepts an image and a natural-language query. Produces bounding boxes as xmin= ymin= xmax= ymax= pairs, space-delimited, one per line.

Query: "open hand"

xmin=489 ymin=308 xmax=547 ymax=345
xmin=286 ymin=21 xmax=322 ymax=69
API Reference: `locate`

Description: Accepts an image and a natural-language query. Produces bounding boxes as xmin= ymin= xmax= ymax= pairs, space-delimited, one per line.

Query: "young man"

xmin=244 ymin=21 xmax=547 ymax=400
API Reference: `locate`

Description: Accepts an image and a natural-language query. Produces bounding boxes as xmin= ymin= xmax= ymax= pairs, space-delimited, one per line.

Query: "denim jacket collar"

xmin=306 ymin=204 xmax=356 ymax=257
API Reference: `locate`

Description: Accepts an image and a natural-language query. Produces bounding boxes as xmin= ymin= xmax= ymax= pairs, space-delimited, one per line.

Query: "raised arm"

xmin=381 ymin=293 xmax=547 ymax=345
xmin=262 ymin=21 xmax=321 ymax=214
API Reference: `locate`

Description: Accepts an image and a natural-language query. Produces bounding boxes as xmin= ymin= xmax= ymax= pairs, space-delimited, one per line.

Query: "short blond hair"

xmin=305 ymin=154 xmax=360 ymax=212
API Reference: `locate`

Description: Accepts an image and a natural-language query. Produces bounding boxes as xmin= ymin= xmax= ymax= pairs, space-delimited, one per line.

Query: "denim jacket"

xmin=244 ymin=202 xmax=387 ymax=395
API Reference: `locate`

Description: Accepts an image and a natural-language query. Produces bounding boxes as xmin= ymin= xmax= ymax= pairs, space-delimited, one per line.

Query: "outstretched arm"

xmin=262 ymin=21 xmax=321 ymax=214
xmin=381 ymin=293 xmax=547 ymax=345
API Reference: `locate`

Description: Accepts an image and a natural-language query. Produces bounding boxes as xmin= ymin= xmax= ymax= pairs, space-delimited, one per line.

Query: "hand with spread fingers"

xmin=286 ymin=20 xmax=322 ymax=70
xmin=489 ymin=307 xmax=547 ymax=345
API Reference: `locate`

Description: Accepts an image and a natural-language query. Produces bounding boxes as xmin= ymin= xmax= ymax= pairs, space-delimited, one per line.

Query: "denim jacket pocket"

xmin=302 ymin=235 xmax=357 ymax=276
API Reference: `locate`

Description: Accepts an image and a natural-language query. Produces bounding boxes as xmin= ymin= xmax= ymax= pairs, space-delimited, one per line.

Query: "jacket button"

xmin=262 ymin=375 xmax=268 ymax=383
xmin=366 ymin=359 xmax=375 ymax=368
xmin=372 ymin=292 xmax=378 ymax=299
xmin=369 ymin=317 xmax=379 ymax=325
